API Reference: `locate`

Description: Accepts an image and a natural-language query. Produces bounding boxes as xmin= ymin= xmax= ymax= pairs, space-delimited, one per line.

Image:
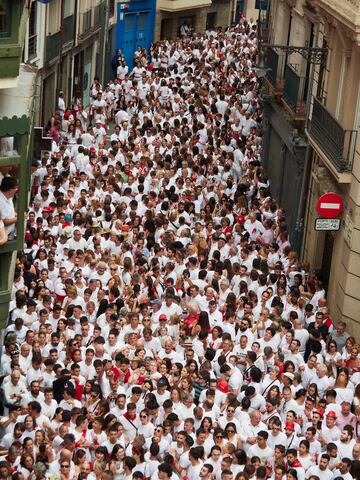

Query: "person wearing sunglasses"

xmin=138 ymin=408 xmax=155 ymax=439
xmin=218 ymin=405 xmax=241 ymax=431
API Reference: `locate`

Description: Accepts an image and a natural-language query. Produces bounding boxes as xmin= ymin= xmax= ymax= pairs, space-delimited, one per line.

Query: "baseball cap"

xmin=283 ymin=372 xmax=294 ymax=381
xmin=159 ymin=314 xmax=167 ymax=320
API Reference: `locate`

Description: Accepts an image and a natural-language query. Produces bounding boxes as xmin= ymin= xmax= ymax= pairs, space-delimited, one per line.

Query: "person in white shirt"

xmin=117 ymin=62 xmax=128 ymax=80
xmin=93 ymin=120 xmax=107 ymax=146
xmin=332 ymin=458 xmax=353 ymax=480
xmin=244 ymin=212 xmax=265 ymax=241
xmin=247 ymin=430 xmax=273 ymax=464
xmin=306 ymin=454 xmax=333 ymax=480
xmin=0 ymin=176 xmax=17 ymax=237
xmin=220 ymin=364 xmax=243 ymax=394
xmin=58 ymin=91 xmax=66 ymax=117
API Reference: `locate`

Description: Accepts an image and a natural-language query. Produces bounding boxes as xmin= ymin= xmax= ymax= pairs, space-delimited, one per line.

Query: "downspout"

xmin=296 ymin=19 xmax=322 ymax=258
xmin=100 ymin=0 xmax=110 ymax=84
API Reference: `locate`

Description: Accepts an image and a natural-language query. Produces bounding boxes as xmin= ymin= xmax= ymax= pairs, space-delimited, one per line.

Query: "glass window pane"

xmin=0 ymin=0 xmax=11 ymax=38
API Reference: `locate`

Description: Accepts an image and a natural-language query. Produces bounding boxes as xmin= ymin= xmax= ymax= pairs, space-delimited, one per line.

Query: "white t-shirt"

xmin=0 ymin=191 xmax=15 ymax=234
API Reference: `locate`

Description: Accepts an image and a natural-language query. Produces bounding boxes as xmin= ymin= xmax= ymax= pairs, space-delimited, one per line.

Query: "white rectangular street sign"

xmin=315 ymin=218 xmax=341 ymax=231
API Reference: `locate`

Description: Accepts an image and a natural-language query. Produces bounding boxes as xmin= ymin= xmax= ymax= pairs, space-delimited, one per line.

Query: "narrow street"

xmin=0 ymin=1 xmax=359 ymax=479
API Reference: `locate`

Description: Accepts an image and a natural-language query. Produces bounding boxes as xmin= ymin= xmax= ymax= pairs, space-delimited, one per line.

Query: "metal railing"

xmin=266 ymin=47 xmax=279 ymax=86
xmin=82 ymin=9 xmax=92 ymax=35
xmin=309 ymin=97 xmax=357 ymax=172
xmin=62 ymin=14 xmax=75 ymax=45
xmin=45 ymin=31 xmax=61 ymax=63
xmin=93 ymin=4 xmax=101 ymax=28
xmin=283 ymin=64 xmax=300 ymax=111
xmin=28 ymin=35 xmax=37 ymax=59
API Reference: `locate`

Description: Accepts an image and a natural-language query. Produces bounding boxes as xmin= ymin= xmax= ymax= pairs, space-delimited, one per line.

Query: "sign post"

xmin=315 ymin=192 xmax=343 ymax=232
xmin=316 ymin=192 xmax=343 ymax=219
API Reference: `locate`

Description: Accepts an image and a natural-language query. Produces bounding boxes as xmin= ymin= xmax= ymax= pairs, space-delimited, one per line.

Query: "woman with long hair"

xmin=109 ymin=444 xmax=125 ymax=480
xmin=18 ymin=454 xmax=34 ymax=480
xmin=200 ymin=417 xmax=213 ymax=440
xmin=345 ymin=344 xmax=360 ymax=375
xmin=325 ymin=339 xmax=342 ymax=377
xmin=224 ymin=422 xmax=242 ymax=449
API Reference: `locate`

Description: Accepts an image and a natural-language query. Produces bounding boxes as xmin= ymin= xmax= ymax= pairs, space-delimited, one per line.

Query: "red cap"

xmin=326 ymin=411 xmax=337 ymax=419
xmin=314 ymin=409 xmax=324 ymax=418
xmin=217 ymin=379 xmax=229 ymax=393
xmin=159 ymin=314 xmax=167 ymax=320
xmin=285 ymin=422 xmax=295 ymax=431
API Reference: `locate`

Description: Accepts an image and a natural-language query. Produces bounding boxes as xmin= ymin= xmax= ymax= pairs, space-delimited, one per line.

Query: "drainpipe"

xmin=295 ymin=19 xmax=322 ymax=258
xmin=100 ymin=0 xmax=109 ymax=85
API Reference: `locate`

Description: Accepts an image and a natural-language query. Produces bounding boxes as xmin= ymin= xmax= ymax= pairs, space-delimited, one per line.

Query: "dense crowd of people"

xmin=1 ymin=17 xmax=360 ymax=480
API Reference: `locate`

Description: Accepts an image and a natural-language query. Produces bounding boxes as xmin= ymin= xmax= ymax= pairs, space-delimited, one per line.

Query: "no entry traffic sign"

xmin=316 ymin=192 xmax=343 ymax=219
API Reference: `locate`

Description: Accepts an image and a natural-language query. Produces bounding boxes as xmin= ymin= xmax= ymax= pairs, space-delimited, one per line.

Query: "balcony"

xmin=267 ymin=47 xmax=279 ymax=86
xmin=308 ymin=97 xmax=357 ymax=182
xmin=79 ymin=9 xmax=92 ymax=39
xmin=93 ymin=4 xmax=102 ymax=29
xmin=45 ymin=31 xmax=61 ymax=64
xmin=313 ymin=0 xmax=360 ymax=44
xmin=157 ymin=0 xmax=212 ymax=12
xmin=62 ymin=14 xmax=75 ymax=46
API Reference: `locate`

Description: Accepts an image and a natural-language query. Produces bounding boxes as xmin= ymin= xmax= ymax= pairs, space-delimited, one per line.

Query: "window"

xmin=0 ymin=0 xmax=11 ymax=37
xmin=206 ymin=12 xmax=216 ymax=30
xmin=109 ymin=0 xmax=115 ymax=17
xmin=62 ymin=0 xmax=74 ymax=19
xmin=28 ymin=1 xmax=37 ymax=59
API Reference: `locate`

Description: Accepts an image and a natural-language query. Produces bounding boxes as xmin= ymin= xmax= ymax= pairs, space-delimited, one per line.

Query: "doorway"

xmin=321 ymin=232 xmax=334 ymax=290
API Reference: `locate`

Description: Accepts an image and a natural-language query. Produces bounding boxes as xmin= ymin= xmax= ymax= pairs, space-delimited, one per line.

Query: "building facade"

xmin=301 ymin=0 xmax=360 ymax=337
xmin=154 ymin=0 xmax=233 ymax=40
xmin=0 ymin=1 xmax=37 ymax=328
xmin=23 ymin=0 xmax=115 ymax=125
xmin=262 ymin=0 xmax=317 ymax=252
xmin=264 ymin=0 xmax=360 ymax=335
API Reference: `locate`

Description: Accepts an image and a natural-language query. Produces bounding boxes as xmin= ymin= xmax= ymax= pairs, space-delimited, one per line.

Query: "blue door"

xmin=123 ymin=13 xmax=136 ymax=67
xmin=116 ymin=1 xmax=155 ymax=70
xmin=135 ymin=12 xmax=148 ymax=51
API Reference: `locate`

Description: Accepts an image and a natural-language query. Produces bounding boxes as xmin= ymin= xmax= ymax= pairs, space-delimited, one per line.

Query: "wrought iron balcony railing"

xmin=93 ymin=4 xmax=102 ymax=28
xmin=81 ymin=9 xmax=92 ymax=36
xmin=62 ymin=14 xmax=75 ymax=45
xmin=283 ymin=64 xmax=301 ymax=112
xmin=45 ymin=31 xmax=61 ymax=63
xmin=267 ymin=47 xmax=278 ymax=86
xmin=309 ymin=97 xmax=357 ymax=172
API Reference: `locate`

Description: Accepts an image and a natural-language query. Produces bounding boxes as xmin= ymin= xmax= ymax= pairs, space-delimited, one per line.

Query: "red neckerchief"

xmin=124 ymin=412 xmax=136 ymax=421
